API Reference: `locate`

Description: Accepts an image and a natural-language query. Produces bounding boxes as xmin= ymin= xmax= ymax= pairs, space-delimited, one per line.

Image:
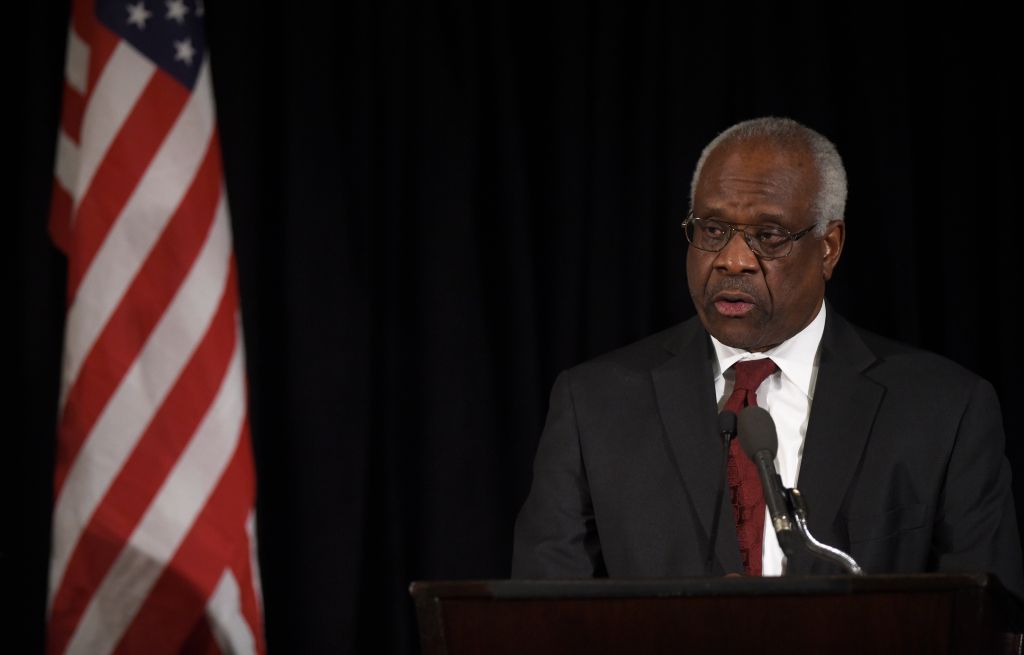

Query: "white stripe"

xmin=59 ymin=59 xmax=217 ymax=409
xmin=65 ymin=27 xmax=89 ymax=95
xmin=208 ymin=569 xmax=258 ymax=655
xmin=72 ymin=41 xmax=155 ymax=210
xmin=246 ymin=511 xmax=263 ymax=616
xmin=49 ymin=195 xmax=232 ymax=606
xmin=55 ymin=130 xmax=80 ymax=197
xmin=65 ymin=335 xmax=247 ymax=655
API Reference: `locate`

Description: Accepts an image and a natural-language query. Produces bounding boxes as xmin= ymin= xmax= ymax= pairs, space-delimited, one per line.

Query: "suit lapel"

xmin=652 ymin=319 xmax=744 ymax=573
xmin=794 ymin=310 xmax=883 ymax=566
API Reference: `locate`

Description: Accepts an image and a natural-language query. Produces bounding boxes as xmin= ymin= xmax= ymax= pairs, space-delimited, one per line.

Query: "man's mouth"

xmin=712 ymin=292 xmax=756 ymax=317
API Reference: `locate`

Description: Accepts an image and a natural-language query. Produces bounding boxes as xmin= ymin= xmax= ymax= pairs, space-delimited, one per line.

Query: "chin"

xmin=716 ymin=333 xmax=761 ymax=351
xmin=705 ymin=320 xmax=772 ymax=352
xmin=698 ymin=311 xmax=762 ymax=350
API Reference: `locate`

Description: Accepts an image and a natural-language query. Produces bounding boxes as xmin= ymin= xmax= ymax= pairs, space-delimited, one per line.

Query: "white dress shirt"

xmin=709 ymin=304 xmax=827 ymax=576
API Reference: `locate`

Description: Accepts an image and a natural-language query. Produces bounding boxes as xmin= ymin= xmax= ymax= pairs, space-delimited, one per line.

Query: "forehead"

xmin=694 ymin=139 xmax=818 ymax=221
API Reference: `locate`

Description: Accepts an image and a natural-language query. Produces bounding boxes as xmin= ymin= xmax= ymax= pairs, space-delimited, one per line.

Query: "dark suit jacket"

xmin=512 ymin=310 xmax=1024 ymax=604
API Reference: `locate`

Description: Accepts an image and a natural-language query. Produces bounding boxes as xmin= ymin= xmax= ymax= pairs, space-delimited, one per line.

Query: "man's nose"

xmin=713 ymin=230 xmax=760 ymax=274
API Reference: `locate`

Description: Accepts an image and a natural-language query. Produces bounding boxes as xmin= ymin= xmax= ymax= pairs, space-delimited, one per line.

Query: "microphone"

xmin=737 ymin=406 xmax=864 ymax=574
xmin=737 ymin=406 xmax=800 ymax=557
xmin=718 ymin=410 xmax=738 ymax=442
xmin=704 ymin=410 xmax=737 ymax=574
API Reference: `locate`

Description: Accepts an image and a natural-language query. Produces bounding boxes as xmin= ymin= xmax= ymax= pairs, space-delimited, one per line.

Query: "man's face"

xmin=686 ymin=139 xmax=845 ymax=352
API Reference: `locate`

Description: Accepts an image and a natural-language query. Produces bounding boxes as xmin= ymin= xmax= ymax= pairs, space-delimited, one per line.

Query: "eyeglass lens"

xmin=685 ymin=218 xmax=793 ymax=258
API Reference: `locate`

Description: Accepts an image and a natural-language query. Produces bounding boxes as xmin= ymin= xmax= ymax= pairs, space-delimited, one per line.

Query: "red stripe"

xmin=66 ymin=69 xmax=190 ymax=303
xmin=50 ymin=6 xmax=105 ymax=259
xmin=70 ymin=0 xmax=94 ymax=45
xmin=54 ymin=134 xmax=223 ymax=495
xmin=179 ymin=616 xmax=221 ymax=655
xmin=228 ymin=507 xmax=265 ymax=655
xmin=46 ymin=260 xmax=239 ymax=655
xmin=85 ymin=25 xmax=119 ymax=98
xmin=49 ymin=183 xmax=73 ymax=256
xmin=69 ymin=3 xmax=119 ymax=104
xmin=60 ymin=82 xmax=86 ymax=143
xmin=113 ymin=421 xmax=260 ymax=655
xmin=223 ymin=423 xmax=264 ymax=655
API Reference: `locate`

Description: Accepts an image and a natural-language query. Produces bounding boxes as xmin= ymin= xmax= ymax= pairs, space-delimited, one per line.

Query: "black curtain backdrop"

xmin=10 ymin=1 xmax=1022 ymax=653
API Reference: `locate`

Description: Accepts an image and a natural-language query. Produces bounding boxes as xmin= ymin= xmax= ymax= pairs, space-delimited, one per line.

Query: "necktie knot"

xmin=732 ymin=358 xmax=778 ymax=397
xmin=724 ymin=359 xmax=778 ymax=416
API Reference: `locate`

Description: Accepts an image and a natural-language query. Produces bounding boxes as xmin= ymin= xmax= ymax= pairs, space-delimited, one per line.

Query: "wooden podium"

xmin=410 ymin=574 xmax=1021 ymax=654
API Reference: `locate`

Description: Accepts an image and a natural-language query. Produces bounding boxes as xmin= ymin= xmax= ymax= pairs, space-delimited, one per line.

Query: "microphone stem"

xmin=705 ymin=432 xmax=731 ymax=575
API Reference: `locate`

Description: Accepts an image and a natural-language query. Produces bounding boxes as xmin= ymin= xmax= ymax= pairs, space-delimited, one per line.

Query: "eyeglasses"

xmin=681 ymin=213 xmax=817 ymax=260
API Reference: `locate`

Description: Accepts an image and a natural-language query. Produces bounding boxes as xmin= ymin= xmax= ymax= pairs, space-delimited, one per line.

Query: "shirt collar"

xmin=709 ymin=303 xmax=827 ymax=399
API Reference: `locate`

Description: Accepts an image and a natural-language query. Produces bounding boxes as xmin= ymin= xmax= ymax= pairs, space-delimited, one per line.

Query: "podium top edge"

xmin=408 ymin=573 xmax=998 ymax=600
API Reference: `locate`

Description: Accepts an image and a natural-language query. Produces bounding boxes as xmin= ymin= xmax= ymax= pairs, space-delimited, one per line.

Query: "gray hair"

xmin=689 ymin=117 xmax=847 ymax=235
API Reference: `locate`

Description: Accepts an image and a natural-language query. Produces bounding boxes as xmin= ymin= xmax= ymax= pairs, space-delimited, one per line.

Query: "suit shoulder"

xmin=852 ymin=324 xmax=987 ymax=391
xmin=565 ymin=321 xmax=696 ymax=381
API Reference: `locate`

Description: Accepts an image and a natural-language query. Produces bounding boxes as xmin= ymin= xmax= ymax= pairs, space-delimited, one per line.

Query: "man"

xmin=511 ymin=117 xmax=1024 ymax=604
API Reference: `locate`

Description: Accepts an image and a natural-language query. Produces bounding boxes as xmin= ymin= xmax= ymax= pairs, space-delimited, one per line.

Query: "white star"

xmin=126 ymin=1 xmax=152 ymax=29
xmin=173 ymin=37 xmax=196 ymax=65
xmin=165 ymin=0 xmax=189 ymax=24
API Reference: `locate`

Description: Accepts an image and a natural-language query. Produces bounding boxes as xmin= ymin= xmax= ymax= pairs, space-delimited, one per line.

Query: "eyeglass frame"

xmin=681 ymin=212 xmax=819 ymax=260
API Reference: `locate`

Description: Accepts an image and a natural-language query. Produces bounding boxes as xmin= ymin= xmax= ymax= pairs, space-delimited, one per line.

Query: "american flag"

xmin=47 ymin=0 xmax=264 ymax=652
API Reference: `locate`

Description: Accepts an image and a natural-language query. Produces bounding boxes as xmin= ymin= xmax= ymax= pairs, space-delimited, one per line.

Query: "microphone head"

xmin=718 ymin=410 xmax=737 ymax=437
xmin=737 ymin=406 xmax=778 ymax=460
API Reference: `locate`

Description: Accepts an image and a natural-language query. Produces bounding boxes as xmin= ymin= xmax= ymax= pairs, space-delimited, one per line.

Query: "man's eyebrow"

xmin=754 ymin=212 xmax=787 ymax=225
xmin=697 ymin=207 xmax=788 ymax=225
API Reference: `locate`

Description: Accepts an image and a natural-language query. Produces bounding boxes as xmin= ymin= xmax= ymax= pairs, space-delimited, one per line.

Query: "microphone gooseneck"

xmin=737 ymin=406 xmax=863 ymax=575
xmin=786 ymin=488 xmax=863 ymax=575
xmin=705 ymin=410 xmax=737 ymax=575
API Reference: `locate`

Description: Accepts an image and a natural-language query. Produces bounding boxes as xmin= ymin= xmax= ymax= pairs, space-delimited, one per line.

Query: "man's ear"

xmin=821 ymin=220 xmax=845 ymax=281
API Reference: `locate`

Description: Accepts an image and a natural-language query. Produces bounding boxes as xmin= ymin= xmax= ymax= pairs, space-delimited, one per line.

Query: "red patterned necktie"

xmin=724 ymin=358 xmax=778 ymax=575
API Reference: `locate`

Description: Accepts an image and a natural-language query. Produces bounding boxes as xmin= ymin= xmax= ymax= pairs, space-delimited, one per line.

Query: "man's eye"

xmin=755 ymin=229 xmax=787 ymax=245
xmin=703 ymin=222 xmax=727 ymax=238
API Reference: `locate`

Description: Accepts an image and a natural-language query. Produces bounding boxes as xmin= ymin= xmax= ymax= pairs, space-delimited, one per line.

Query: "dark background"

xmin=10 ymin=1 xmax=1022 ymax=653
